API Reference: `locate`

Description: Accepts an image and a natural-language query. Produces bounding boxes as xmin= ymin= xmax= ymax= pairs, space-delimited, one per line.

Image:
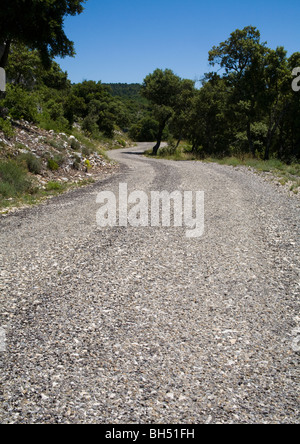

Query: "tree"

xmin=129 ymin=116 xmax=159 ymax=142
xmin=262 ymin=47 xmax=291 ymax=160
xmin=187 ymin=74 xmax=231 ymax=156
xmin=169 ymin=79 xmax=196 ymax=148
xmin=142 ymin=69 xmax=182 ymax=155
xmin=6 ymin=43 xmax=70 ymax=91
xmin=0 ymin=0 xmax=86 ymax=69
xmin=209 ymin=26 xmax=268 ymax=156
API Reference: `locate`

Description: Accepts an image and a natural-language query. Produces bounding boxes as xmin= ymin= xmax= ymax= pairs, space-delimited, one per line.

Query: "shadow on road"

xmin=122 ymin=151 xmax=147 ymax=156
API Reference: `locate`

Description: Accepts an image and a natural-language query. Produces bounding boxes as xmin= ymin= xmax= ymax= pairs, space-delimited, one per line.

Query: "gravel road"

xmin=0 ymin=142 xmax=299 ymax=424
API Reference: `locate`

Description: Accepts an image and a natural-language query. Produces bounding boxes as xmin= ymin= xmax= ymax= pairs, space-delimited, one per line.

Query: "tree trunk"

xmin=247 ymin=120 xmax=255 ymax=157
xmin=153 ymin=119 xmax=167 ymax=155
xmin=152 ymin=140 xmax=161 ymax=156
xmin=175 ymin=137 xmax=182 ymax=149
xmin=264 ymin=139 xmax=270 ymax=161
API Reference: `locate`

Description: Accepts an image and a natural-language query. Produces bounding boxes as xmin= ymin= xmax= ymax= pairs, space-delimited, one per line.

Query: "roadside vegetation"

xmin=145 ymin=142 xmax=300 ymax=194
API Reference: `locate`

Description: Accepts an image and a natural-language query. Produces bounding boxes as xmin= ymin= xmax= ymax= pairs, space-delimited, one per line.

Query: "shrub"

xmin=18 ymin=153 xmax=42 ymax=175
xmin=38 ymin=113 xmax=69 ymax=133
xmin=72 ymin=156 xmax=81 ymax=170
xmin=158 ymin=145 xmax=177 ymax=157
xmin=70 ymin=138 xmax=81 ymax=151
xmin=45 ymin=181 xmax=63 ymax=191
xmin=0 ymin=181 xmax=15 ymax=198
xmin=0 ymin=117 xmax=15 ymax=138
xmin=0 ymin=160 xmax=32 ymax=197
xmin=117 ymin=139 xmax=126 ymax=147
xmin=47 ymin=158 xmax=59 ymax=171
xmin=84 ymin=159 xmax=91 ymax=170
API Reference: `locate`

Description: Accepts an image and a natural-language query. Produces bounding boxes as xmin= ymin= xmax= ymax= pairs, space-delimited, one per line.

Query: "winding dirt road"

xmin=0 ymin=143 xmax=299 ymax=423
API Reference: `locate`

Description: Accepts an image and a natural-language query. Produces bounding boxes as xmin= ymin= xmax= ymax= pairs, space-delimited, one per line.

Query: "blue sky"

xmin=56 ymin=0 xmax=300 ymax=85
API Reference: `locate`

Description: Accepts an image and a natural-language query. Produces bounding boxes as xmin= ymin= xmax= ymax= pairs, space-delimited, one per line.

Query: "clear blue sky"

xmin=56 ymin=0 xmax=300 ymax=85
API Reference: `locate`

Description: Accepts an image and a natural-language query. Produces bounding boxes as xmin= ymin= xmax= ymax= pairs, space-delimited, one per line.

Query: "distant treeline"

xmin=104 ymin=83 xmax=142 ymax=100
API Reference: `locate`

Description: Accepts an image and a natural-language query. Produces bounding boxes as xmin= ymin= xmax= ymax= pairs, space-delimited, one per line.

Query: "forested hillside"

xmin=104 ymin=83 xmax=143 ymax=101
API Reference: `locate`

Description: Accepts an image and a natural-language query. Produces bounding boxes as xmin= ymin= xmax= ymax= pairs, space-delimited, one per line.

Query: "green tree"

xmin=71 ymin=81 xmax=121 ymax=137
xmin=0 ymin=0 xmax=86 ymax=69
xmin=187 ymin=74 xmax=231 ymax=156
xmin=129 ymin=116 xmax=159 ymax=142
xmin=209 ymin=26 xmax=268 ymax=156
xmin=169 ymin=79 xmax=196 ymax=148
xmin=6 ymin=43 xmax=70 ymax=91
xmin=142 ymin=69 xmax=182 ymax=155
xmin=262 ymin=47 xmax=291 ymax=160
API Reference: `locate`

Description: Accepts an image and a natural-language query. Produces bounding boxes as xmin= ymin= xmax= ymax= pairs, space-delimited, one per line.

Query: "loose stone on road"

xmin=0 ymin=143 xmax=299 ymax=423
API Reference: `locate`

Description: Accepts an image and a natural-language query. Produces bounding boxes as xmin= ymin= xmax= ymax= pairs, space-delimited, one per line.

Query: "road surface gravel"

xmin=0 ymin=143 xmax=299 ymax=424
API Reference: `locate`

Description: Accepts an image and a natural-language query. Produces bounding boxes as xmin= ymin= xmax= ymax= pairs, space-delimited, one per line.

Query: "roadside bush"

xmin=18 ymin=153 xmax=42 ymax=175
xmin=45 ymin=181 xmax=64 ymax=191
xmin=0 ymin=160 xmax=32 ymax=197
xmin=47 ymin=158 xmax=59 ymax=171
xmin=117 ymin=139 xmax=126 ymax=147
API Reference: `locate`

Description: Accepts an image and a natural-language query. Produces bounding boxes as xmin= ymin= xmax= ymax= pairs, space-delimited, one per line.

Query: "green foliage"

xmin=3 ymin=84 xmax=38 ymax=122
xmin=3 ymin=45 xmax=148 ymax=142
xmin=69 ymin=80 xmax=128 ymax=137
xmin=129 ymin=116 xmax=159 ymax=142
xmin=84 ymin=159 xmax=91 ymax=170
xmin=142 ymin=69 xmax=182 ymax=107
xmin=104 ymin=83 xmax=144 ymax=101
xmin=45 ymin=181 xmax=64 ymax=191
xmin=141 ymin=69 xmax=186 ymax=154
xmin=47 ymin=158 xmax=59 ymax=171
xmin=0 ymin=0 xmax=86 ymax=68
xmin=0 ymin=117 xmax=14 ymax=138
xmin=70 ymin=138 xmax=81 ymax=151
xmin=82 ymin=115 xmax=100 ymax=138
xmin=204 ymin=26 xmax=299 ymax=161
xmin=0 ymin=160 xmax=32 ymax=197
xmin=117 ymin=139 xmax=126 ymax=147
xmin=18 ymin=153 xmax=42 ymax=175
xmin=5 ymin=42 xmax=42 ymax=87
xmin=2 ymin=23 xmax=299 ymax=166
xmin=38 ymin=113 xmax=70 ymax=133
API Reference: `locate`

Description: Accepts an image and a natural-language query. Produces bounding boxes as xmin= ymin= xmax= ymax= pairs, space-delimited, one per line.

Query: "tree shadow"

xmin=123 ymin=151 xmax=146 ymax=156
